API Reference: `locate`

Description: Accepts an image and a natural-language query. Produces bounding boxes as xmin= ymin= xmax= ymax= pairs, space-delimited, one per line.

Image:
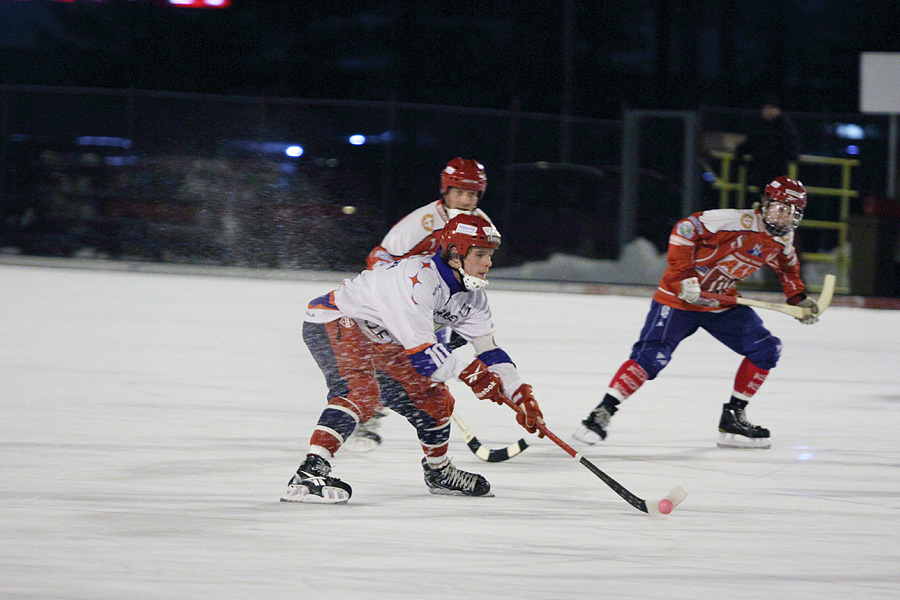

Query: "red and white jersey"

xmin=654 ymin=208 xmax=805 ymax=312
xmin=366 ymin=199 xmax=492 ymax=268
xmin=305 ymin=254 xmax=521 ymax=391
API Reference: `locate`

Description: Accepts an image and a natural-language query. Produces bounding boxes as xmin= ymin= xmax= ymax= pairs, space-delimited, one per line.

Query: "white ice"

xmin=2 ymin=263 xmax=899 ymax=600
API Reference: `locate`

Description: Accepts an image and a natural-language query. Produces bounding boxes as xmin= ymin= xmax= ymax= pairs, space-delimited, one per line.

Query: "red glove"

xmin=511 ymin=384 xmax=545 ymax=437
xmin=460 ymin=359 xmax=504 ymax=405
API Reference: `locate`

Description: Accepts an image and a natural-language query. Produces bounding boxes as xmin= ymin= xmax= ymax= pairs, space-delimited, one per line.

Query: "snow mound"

xmin=492 ymin=238 xmax=667 ymax=285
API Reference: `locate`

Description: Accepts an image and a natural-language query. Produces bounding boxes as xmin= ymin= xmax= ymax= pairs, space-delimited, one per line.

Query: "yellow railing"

xmin=707 ymin=151 xmax=858 ymax=293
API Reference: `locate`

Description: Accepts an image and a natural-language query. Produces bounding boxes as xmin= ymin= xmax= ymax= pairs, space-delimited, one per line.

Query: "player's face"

xmin=444 ymin=188 xmax=480 ymax=213
xmin=763 ymin=200 xmax=795 ymax=232
xmin=462 ymin=247 xmax=494 ymax=279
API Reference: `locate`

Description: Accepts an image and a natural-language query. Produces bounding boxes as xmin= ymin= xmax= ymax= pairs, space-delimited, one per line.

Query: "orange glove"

xmin=511 ymin=384 xmax=545 ymax=437
xmin=460 ymin=359 xmax=504 ymax=405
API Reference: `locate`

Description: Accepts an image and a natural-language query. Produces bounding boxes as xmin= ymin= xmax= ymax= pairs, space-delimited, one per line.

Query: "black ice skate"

xmin=573 ymin=403 xmax=616 ymax=445
xmin=422 ymin=458 xmax=493 ymax=497
xmin=280 ymin=454 xmax=352 ymax=504
xmin=717 ymin=400 xmax=771 ymax=449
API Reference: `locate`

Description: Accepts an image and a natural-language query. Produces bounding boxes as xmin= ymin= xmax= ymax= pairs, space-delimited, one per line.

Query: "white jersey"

xmin=305 ymin=254 xmax=522 ymax=392
xmin=380 ymin=199 xmax=448 ymax=257
xmin=367 ymin=199 xmax=492 ymax=267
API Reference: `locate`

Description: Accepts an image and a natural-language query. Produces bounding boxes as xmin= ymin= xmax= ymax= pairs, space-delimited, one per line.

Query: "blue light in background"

xmin=349 ymin=135 xmax=366 ymax=146
xmin=77 ymin=136 xmax=132 ymax=149
xmin=845 ymin=145 xmax=860 ymax=155
xmin=285 ymin=145 xmax=303 ymax=157
xmin=702 ymin=172 xmax=715 ymax=182
xmin=835 ymin=123 xmax=865 ymax=140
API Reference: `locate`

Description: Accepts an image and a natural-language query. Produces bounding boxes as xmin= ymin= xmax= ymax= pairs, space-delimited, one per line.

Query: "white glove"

xmin=795 ymin=297 xmax=819 ymax=324
xmin=677 ymin=277 xmax=701 ymax=303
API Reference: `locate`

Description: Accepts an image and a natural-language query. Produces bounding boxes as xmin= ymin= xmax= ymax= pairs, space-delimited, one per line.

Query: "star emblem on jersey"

xmin=409 ymin=273 xmax=425 ymax=305
xmin=421 ymin=214 xmax=435 ymax=232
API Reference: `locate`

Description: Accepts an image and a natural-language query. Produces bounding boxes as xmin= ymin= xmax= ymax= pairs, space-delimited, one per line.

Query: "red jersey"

xmin=654 ymin=208 xmax=805 ymax=312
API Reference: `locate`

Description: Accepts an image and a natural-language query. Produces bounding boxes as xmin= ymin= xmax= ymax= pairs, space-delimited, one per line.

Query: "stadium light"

xmin=167 ymin=0 xmax=232 ymax=8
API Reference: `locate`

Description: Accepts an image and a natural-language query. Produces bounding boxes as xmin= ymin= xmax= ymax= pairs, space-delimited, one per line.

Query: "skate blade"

xmin=572 ymin=424 xmax=605 ymax=445
xmin=280 ymin=485 xmax=350 ymax=504
xmin=426 ymin=487 xmax=495 ymax=498
xmin=717 ymin=432 xmax=771 ymax=449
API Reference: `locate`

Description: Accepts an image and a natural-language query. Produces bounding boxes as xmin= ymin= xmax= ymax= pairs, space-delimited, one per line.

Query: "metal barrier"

xmin=706 ymin=151 xmax=858 ymax=293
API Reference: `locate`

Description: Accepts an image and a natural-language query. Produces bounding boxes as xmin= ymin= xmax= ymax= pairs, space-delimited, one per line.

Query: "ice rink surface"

xmin=2 ymin=264 xmax=899 ymax=600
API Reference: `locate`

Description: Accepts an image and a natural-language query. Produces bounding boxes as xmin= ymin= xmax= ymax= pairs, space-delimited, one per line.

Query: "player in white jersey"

xmin=281 ymin=214 xmax=545 ymax=503
xmin=353 ymin=157 xmax=492 ymax=448
xmin=366 ymin=157 xmax=491 ymax=268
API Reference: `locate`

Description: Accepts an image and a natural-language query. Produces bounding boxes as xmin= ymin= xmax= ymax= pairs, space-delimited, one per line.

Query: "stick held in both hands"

xmin=699 ymin=273 xmax=835 ymax=320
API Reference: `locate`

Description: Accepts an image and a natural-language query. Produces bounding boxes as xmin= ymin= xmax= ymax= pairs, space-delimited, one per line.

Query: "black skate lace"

xmin=300 ymin=456 xmax=330 ymax=478
xmin=440 ymin=463 xmax=479 ymax=491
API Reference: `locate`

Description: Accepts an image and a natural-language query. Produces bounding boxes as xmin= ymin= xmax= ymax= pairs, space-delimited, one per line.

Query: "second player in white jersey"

xmin=366 ymin=157 xmax=492 ymax=269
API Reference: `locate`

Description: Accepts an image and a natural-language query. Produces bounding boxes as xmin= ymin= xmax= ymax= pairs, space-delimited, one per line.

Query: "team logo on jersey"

xmin=339 ymin=317 xmax=354 ymax=329
xmin=748 ymin=243 xmax=763 ymax=257
xmin=676 ymin=220 xmax=696 ymax=239
xmin=422 ymin=214 xmax=435 ymax=232
xmin=741 ymin=214 xmax=754 ymax=229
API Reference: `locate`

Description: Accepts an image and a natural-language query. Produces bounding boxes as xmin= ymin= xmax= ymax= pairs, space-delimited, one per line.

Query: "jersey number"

xmin=424 ymin=343 xmax=451 ymax=366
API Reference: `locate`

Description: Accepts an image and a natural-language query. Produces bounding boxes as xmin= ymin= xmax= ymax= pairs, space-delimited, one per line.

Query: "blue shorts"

xmin=629 ymin=301 xmax=782 ymax=379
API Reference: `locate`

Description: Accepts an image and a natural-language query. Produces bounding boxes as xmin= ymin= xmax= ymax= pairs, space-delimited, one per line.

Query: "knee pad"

xmin=745 ymin=335 xmax=781 ymax=370
xmin=630 ymin=344 xmax=671 ymax=380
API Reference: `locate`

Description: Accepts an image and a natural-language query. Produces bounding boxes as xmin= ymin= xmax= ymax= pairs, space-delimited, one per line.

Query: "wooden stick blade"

xmin=816 ymin=274 xmax=836 ymax=315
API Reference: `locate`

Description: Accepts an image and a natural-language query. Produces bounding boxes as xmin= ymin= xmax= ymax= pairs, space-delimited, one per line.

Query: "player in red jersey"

xmin=574 ymin=176 xmax=819 ymax=449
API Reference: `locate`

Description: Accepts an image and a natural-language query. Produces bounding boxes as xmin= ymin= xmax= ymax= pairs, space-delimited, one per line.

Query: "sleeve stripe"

xmin=478 ymin=348 xmax=514 ymax=367
xmin=307 ymin=291 xmax=338 ymax=311
xmin=406 ymin=342 xmax=432 ymax=355
xmin=407 ymin=342 xmax=452 ymax=378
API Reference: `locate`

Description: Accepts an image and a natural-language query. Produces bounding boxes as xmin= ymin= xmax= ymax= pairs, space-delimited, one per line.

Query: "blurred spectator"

xmin=735 ymin=95 xmax=802 ymax=193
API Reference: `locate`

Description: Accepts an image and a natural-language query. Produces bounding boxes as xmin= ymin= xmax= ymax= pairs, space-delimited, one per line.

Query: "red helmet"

xmin=440 ymin=158 xmax=487 ymax=195
xmin=764 ymin=176 xmax=807 ymax=210
xmin=761 ymin=176 xmax=806 ymax=236
xmin=440 ymin=214 xmax=501 ymax=258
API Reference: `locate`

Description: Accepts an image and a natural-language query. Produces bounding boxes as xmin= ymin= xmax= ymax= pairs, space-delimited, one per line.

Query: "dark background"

xmin=2 ymin=1 xmax=900 ymax=292
xmin=3 ymin=0 xmax=900 ymax=116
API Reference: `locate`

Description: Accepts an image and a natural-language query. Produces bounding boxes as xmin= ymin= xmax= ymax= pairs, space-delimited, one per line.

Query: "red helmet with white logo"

xmin=440 ymin=158 xmax=487 ymax=196
xmin=440 ymin=214 xmax=501 ymax=259
xmin=761 ymin=176 xmax=806 ymax=236
xmin=764 ymin=176 xmax=807 ymax=210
